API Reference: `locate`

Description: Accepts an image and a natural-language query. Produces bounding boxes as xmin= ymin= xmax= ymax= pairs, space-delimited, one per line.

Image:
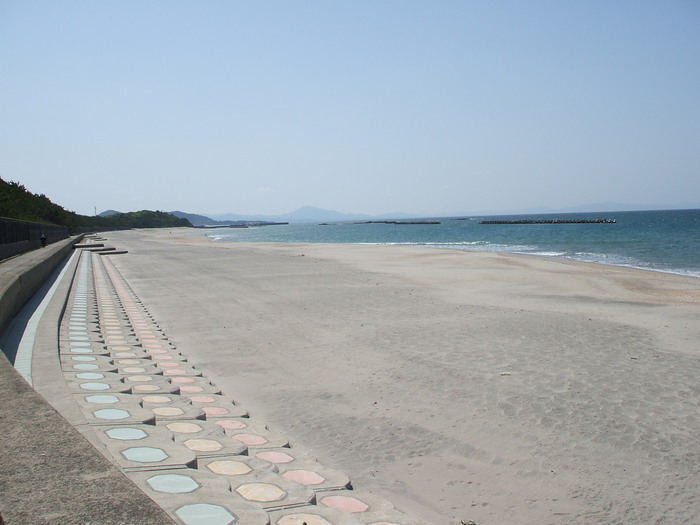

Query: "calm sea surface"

xmin=205 ymin=209 xmax=700 ymax=278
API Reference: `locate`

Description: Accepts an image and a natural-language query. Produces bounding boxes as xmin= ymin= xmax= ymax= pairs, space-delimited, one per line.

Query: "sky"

xmin=1 ymin=1 xmax=699 ymax=217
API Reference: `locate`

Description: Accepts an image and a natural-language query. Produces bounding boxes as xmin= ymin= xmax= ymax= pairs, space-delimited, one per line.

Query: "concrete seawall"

xmin=0 ymin=239 xmax=175 ymax=524
xmin=0 ymin=237 xmax=80 ymax=337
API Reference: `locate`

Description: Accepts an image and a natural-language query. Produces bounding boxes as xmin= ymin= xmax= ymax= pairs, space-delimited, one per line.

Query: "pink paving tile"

xmin=113 ymin=352 xmax=137 ymax=358
xmin=188 ymin=395 xmax=216 ymax=403
xmin=236 ymin=483 xmax=285 ymax=503
xmin=125 ymin=375 xmax=153 ymax=382
xmin=214 ymin=419 xmax=247 ymax=430
xmin=282 ymin=469 xmax=326 ymax=485
xmin=232 ymin=433 xmax=267 ymax=446
xmin=277 ymin=514 xmax=334 ymax=525
xmin=320 ymin=495 xmax=368 ymax=513
xmin=163 ymin=368 xmax=187 ymax=375
xmin=255 ymin=451 xmax=294 ymax=464
xmin=202 ymin=406 xmax=229 ymax=416
xmin=122 ymin=366 xmax=146 ymax=374
xmin=141 ymin=395 xmax=172 ymax=404
xmin=170 ymin=377 xmax=195 ymax=384
xmin=133 ymin=384 xmax=161 ymax=392
xmin=179 ymin=385 xmax=204 ymax=393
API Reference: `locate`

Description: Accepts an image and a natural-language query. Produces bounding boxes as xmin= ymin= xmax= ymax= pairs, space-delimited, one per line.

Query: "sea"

xmin=205 ymin=209 xmax=700 ymax=278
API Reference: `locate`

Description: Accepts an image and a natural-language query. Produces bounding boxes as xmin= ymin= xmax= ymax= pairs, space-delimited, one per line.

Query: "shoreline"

xmin=202 ymin=230 xmax=700 ymax=280
xmin=105 ymin=228 xmax=699 ymax=523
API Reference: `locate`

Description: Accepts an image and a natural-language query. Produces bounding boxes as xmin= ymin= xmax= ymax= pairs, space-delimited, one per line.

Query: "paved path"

xmin=9 ymin=236 xmax=428 ymax=525
xmin=0 ymin=240 xmax=175 ymax=525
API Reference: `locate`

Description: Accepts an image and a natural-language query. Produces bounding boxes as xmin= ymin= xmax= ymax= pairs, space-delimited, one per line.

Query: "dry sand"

xmin=104 ymin=228 xmax=699 ymax=524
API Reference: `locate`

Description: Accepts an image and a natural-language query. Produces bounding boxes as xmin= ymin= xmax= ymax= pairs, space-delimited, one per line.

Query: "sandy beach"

xmin=103 ymin=228 xmax=699 ymax=524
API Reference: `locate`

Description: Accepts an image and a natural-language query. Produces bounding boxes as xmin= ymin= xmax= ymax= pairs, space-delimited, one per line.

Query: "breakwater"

xmin=357 ymin=220 xmax=441 ymax=225
xmin=479 ymin=218 xmax=616 ymax=224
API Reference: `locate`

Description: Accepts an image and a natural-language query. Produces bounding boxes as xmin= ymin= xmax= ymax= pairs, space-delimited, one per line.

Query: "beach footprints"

xmin=56 ymin=245 xmax=426 ymax=525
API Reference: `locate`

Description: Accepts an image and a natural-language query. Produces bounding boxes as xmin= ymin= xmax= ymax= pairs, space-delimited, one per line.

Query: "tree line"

xmin=0 ymin=178 xmax=192 ymax=231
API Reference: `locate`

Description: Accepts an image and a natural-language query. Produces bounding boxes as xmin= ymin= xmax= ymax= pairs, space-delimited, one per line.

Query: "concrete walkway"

xmin=0 ymin=240 xmax=175 ymax=525
xmin=1 ymin=237 xmax=427 ymax=525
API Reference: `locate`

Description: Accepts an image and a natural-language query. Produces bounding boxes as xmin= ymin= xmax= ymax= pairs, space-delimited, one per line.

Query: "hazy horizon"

xmin=2 ymin=2 xmax=698 ymax=216
xmin=103 ymin=201 xmax=700 ymax=221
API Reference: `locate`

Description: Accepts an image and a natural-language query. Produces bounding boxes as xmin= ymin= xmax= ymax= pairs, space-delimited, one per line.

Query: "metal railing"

xmin=0 ymin=217 xmax=69 ymax=260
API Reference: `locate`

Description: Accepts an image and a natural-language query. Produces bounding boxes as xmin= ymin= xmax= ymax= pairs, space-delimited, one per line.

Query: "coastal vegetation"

xmin=0 ymin=178 xmax=191 ymax=231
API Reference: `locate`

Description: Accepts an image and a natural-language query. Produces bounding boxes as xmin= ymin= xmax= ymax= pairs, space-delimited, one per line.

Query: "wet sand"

xmin=105 ymin=228 xmax=699 ymax=524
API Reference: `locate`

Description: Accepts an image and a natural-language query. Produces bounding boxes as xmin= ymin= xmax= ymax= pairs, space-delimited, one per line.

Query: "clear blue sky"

xmin=2 ymin=1 xmax=699 ymax=216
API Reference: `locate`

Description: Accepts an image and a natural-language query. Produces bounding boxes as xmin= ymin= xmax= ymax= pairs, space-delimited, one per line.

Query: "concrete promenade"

xmin=0 ymin=239 xmax=175 ymax=524
xmin=1 ymin=237 xmax=426 ymax=525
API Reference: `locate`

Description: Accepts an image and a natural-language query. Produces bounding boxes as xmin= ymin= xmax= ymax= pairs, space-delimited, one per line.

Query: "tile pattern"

xmin=55 ymin=238 xmax=428 ymax=525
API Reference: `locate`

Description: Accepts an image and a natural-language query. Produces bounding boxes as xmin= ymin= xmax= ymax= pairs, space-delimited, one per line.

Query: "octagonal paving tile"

xmin=147 ymin=473 xmax=201 ymax=494
xmin=269 ymin=506 xmax=366 ymax=525
xmin=228 ymin=470 xmax=316 ymax=512
xmin=173 ymin=431 xmax=247 ymax=458
xmin=149 ymin=401 xmax=206 ymax=422
xmin=198 ymin=455 xmax=276 ymax=479
xmin=98 ymin=434 xmax=197 ymax=471
xmin=276 ymin=460 xmax=352 ymax=491
xmin=65 ymin=378 xmax=132 ymax=394
xmin=222 ymin=422 xmax=289 ymax=449
xmin=315 ymin=490 xmax=425 ymax=525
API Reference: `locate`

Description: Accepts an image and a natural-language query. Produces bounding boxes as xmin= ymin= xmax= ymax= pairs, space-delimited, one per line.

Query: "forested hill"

xmin=0 ymin=178 xmax=191 ymax=230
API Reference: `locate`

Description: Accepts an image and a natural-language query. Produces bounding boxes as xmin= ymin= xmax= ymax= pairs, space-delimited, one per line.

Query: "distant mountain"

xmin=168 ymin=211 xmax=246 ymax=227
xmin=284 ymin=206 xmax=371 ymax=222
xmin=163 ymin=202 xmax=700 ymax=227
xmin=99 ymin=209 xmax=120 ymax=217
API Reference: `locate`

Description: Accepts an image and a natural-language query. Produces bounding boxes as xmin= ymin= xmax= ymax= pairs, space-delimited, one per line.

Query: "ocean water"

xmin=205 ymin=209 xmax=700 ymax=278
